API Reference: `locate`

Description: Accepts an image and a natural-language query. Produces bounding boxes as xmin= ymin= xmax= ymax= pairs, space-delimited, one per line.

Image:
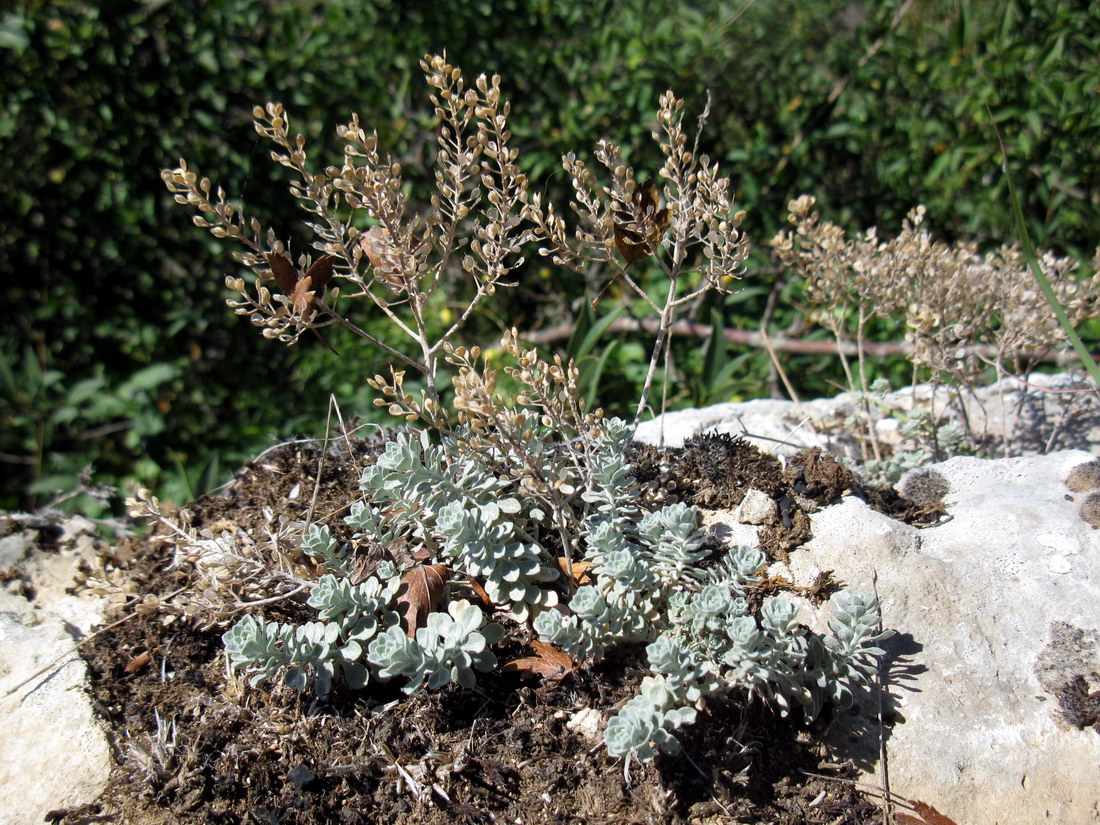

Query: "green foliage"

xmin=602 ymin=582 xmax=891 ymax=761
xmin=222 ymin=538 xmax=506 ymax=697
xmin=531 ymin=432 xmax=890 ymax=762
xmin=686 ymin=0 xmax=1100 ymax=255
xmin=301 ymin=524 xmax=354 ymax=578
xmin=604 ymin=674 xmax=700 ymax=760
xmin=224 ymin=612 xmax=370 ymax=698
xmin=217 ymin=409 xmax=889 ymax=760
xmin=358 ymin=430 xmax=562 ymax=623
xmin=7 ymin=0 xmax=1098 ymax=516
xmin=223 ymin=557 xmax=512 ymax=698
xmin=851 ymin=380 xmax=968 ymax=485
xmin=367 ymin=600 xmax=505 ymax=694
xmin=0 ymin=344 xmax=181 ymax=514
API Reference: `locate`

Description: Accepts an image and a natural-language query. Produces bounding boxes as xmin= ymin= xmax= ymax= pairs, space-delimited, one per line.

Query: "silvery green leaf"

xmin=570 ymin=586 xmax=608 ymax=621
xmin=302 ymin=524 xmax=352 ymax=576
xmin=453 ymin=664 xmax=477 ymax=689
xmin=762 ymin=598 xmax=800 ymax=637
xmin=480 ymin=622 xmax=506 ymax=645
xmin=367 ymin=626 xmax=424 ymax=680
xmin=284 ymin=667 xmax=308 ymax=692
xmin=343 ymin=662 xmax=369 ymax=689
xmin=340 ymin=640 xmax=363 ymax=661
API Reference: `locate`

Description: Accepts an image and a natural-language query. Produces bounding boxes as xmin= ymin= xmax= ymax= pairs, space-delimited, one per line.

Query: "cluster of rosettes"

xmin=223 ymin=566 xmax=400 ymax=698
xmin=358 ymin=430 xmax=562 ymax=622
xmin=223 ymin=418 xmax=892 ymax=765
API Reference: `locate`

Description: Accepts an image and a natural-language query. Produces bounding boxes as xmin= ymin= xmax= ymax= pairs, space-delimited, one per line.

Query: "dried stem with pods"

xmin=527 ymin=91 xmax=750 ymax=426
xmin=163 ymin=55 xmax=749 ymax=434
xmin=162 ymin=54 xmax=532 ymax=410
xmin=159 ymin=54 xmax=750 ymax=576
xmin=773 ymin=196 xmax=1100 ymax=457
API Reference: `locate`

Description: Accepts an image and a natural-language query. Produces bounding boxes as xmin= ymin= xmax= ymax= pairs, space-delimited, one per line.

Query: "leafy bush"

xmin=216 ymin=408 xmax=887 ymax=759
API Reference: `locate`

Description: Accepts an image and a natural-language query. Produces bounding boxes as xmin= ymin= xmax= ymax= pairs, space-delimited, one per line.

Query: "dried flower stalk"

xmin=527 ymin=92 xmax=749 ymax=424
xmin=773 ymin=195 xmax=1100 ymax=448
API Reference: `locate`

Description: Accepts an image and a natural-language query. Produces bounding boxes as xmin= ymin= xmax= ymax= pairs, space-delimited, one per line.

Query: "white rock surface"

xmin=734 ymin=488 xmax=777 ymax=525
xmin=785 ymin=451 xmax=1100 ymax=824
xmin=645 ymin=382 xmax=1100 ymax=824
xmin=636 ymin=371 xmax=1100 ymax=459
xmin=566 ymin=707 xmax=603 ymax=743
xmin=0 ymin=514 xmax=112 ymax=825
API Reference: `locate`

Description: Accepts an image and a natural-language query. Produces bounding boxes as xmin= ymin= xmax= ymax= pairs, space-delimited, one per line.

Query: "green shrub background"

xmin=2 ymin=0 xmax=1098 ymax=513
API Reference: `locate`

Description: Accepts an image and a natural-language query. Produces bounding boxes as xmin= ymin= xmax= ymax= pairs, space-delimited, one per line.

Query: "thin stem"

xmin=856 ymin=306 xmax=882 ymax=464
xmin=315 ymin=302 xmax=425 ymax=372
xmin=428 ymin=286 xmax=493 ymax=358
xmin=633 ymin=277 xmax=680 ymax=426
xmin=832 ymin=325 xmax=869 ymax=462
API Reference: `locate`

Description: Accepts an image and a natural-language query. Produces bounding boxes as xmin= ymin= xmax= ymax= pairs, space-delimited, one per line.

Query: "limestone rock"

xmin=733 ymin=488 xmax=777 ymax=525
xmin=635 ymin=372 xmax=1100 ymax=459
xmin=0 ymin=513 xmax=112 ymax=825
xmin=765 ymin=451 xmax=1100 ymax=824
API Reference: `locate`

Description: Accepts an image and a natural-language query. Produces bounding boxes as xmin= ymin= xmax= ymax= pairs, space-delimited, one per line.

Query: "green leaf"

xmin=579 ymin=339 xmax=620 ymax=409
xmin=0 ymin=11 xmax=29 ymax=53
xmin=701 ymin=307 xmax=727 ymax=394
xmin=118 ymin=363 xmax=179 ymax=396
xmin=569 ymin=303 xmax=625 ymax=363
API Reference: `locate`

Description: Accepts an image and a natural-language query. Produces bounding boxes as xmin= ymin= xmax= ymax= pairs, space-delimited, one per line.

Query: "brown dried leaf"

xmin=501 ymin=641 xmax=574 ymax=683
xmin=124 ymin=651 xmax=152 ymax=675
xmin=396 ymin=564 xmax=447 ymax=637
xmin=304 ymin=254 xmax=335 ymax=292
xmin=894 ymin=800 xmax=959 ymax=825
xmin=556 ymin=557 xmax=592 ymax=586
xmin=464 ymin=575 xmax=495 ymax=609
xmin=267 ymin=251 xmax=299 ymax=294
xmin=612 ymin=179 xmax=670 ymax=265
xmin=594 ymin=179 xmax=671 ymax=309
xmin=267 ymin=252 xmax=336 ymax=313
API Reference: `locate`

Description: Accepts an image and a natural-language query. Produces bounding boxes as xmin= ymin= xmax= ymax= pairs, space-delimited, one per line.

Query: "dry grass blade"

xmin=396 ymin=563 xmax=447 ymax=637
xmin=501 ymin=640 xmax=574 ymax=683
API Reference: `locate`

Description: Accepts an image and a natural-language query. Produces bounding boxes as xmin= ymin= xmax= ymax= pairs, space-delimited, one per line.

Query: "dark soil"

xmin=67 ymin=432 xmax=945 ymax=825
